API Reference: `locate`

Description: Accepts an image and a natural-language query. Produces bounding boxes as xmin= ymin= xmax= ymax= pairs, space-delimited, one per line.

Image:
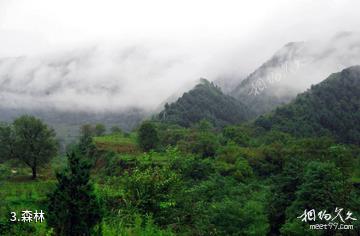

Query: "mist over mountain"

xmin=231 ymin=32 xmax=360 ymax=116
xmin=1 ymin=31 xmax=360 ymax=140
xmin=0 ymin=45 xmax=207 ymax=112
xmin=255 ymin=65 xmax=360 ymax=144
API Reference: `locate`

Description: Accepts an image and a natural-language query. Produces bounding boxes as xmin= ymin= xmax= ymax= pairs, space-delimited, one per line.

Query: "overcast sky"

xmin=1 ymin=0 xmax=360 ymax=111
xmin=1 ymin=0 xmax=360 ymax=58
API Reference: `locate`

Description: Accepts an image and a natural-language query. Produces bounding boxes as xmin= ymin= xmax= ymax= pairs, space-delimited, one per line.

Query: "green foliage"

xmin=122 ymin=166 xmax=180 ymax=225
xmin=80 ymin=124 xmax=95 ymax=137
xmin=0 ymin=123 xmax=13 ymax=163
xmin=209 ymin=199 xmax=269 ymax=236
xmin=285 ymin=161 xmax=350 ymax=225
xmin=268 ymin=158 xmax=304 ymax=234
xmin=155 ymin=79 xmax=252 ymax=127
xmin=158 ymin=124 xmax=188 ymax=147
xmin=0 ymin=164 xmax=11 ymax=180
xmin=137 ymin=122 xmax=160 ymax=152
xmin=47 ymin=152 xmax=102 ymax=236
xmin=170 ymin=155 xmax=215 ymax=181
xmin=0 ymin=115 xmax=58 ymax=179
xmin=0 ymin=220 xmax=37 ymax=236
xmin=222 ymin=126 xmax=250 ymax=147
xmin=110 ymin=126 xmax=123 ymax=135
xmin=195 ymin=119 xmax=214 ymax=132
xmin=0 ymin=179 xmax=55 ymax=235
xmin=247 ymin=142 xmax=287 ymax=177
xmin=94 ymin=123 xmax=106 ymax=136
xmin=215 ymin=143 xmax=253 ymax=181
xmin=78 ymin=131 xmax=97 ymax=159
xmin=328 ymin=144 xmax=354 ymax=180
xmin=255 ymin=66 xmax=360 ymax=144
xmin=280 ymin=220 xmax=319 ymax=236
xmin=101 ymin=215 xmax=174 ymax=236
xmin=178 ymin=129 xmax=220 ymax=158
xmin=2 ymin=66 xmax=360 ymax=236
xmin=184 ymin=175 xmax=269 ymax=235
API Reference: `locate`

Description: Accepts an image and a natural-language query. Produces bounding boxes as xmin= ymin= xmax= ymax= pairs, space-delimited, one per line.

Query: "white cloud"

xmin=0 ymin=0 xmax=360 ymax=111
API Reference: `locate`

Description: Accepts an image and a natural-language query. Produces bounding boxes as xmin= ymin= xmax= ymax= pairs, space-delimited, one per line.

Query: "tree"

xmin=78 ymin=125 xmax=97 ymax=159
xmin=123 ymin=166 xmax=181 ymax=226
xmin=210 ymin=200 xmax=269 ymax=236
xmin=0 ymin=115 xmax=57 ymax=179
xmin=94 ymin=123 xmax=106 ymax=136
xmin=282 ymin=161 xmax=350 ymax=235
xmin=192 ymin=131 xmax=219 ymax=158
xmin=110 ymin=126 xmax=123 ymax=134
xmin=287 ymin=161 xmax=347 ymax=214
xmin=80 ymin=124 xmax=94 ymax=137
xmin=47 ymin=151 xmax=102 ymax=236
xmin=222 ymin=126 xmax=250 ymax=147
xmin=195 ymin=119 xmax=213 ymax=132
xmin=0 ymin=123 xmax=14 ymax=163
xmin=138 ymin=122 xmax=159 ymax=152
xmin=268 ymin=158 xmax=304 ymax=234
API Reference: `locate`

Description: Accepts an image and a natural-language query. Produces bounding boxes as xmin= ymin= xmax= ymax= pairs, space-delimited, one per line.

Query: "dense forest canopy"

xmin=155 ymin=78 xmax=253 ymax=127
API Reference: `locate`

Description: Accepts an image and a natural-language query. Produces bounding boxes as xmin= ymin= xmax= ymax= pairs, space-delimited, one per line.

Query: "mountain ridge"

xmin=154 ymin=78 xmax=253 ymax=127
xmin=254 ymin=65 xmax=360 ymax=144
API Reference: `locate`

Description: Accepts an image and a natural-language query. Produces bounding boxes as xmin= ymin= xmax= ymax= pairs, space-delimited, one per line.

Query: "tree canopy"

xmin=0 ymin=115 xmax=57 ymax=179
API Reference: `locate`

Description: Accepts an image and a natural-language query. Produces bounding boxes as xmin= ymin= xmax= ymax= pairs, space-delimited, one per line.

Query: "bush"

xmin=138 ymin=122 xmax=160 ymax=152
xmin=0 ymin=164 xmax=11 ymax=180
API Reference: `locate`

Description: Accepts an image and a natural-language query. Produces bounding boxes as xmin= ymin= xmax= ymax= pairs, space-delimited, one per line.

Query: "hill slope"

xmin=231 ymin=33 xmax=360 ymax=117
xmin=255 ymin=66 xmax=360 ymax=144
xmin=155 ymin=79 xmax=252 ymax=127
xmin=231 ymin=42 xmax=304 ymax=116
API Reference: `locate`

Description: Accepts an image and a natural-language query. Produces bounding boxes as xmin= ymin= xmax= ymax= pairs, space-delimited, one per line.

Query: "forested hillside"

xmin=0 ymin=67 xmax=359 ymax=235
xmin=155 ymin=78 xmax=252 ymax=127
xmin=255 ymin=66 xmax=360 ymax=144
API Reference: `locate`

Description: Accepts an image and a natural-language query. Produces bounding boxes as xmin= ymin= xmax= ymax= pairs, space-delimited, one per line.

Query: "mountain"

xmin=154 ymin=78 xmax=252 ymax=127
xmin=230 ymin=42 xmax=304 ymax=117
xmin=231 ymin=32 xmax=360 ymax=117
xmin=254 ymin=66 xmax=360 ymax=144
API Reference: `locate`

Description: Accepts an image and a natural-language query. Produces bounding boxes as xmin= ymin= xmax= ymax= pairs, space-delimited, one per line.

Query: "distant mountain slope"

xmin=255 ymin=66 xmax=360 ymax=144
xmin=155 ymin=79 xmax=252 ymax=127
xmin=231 ymin=32 xmax=360 ymax=117
xmin=231 ymin=42 xmax=304 ymax=116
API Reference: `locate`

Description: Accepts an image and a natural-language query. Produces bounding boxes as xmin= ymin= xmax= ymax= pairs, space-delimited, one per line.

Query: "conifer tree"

xmin=47 ymin=151 xmax=102 ymax=236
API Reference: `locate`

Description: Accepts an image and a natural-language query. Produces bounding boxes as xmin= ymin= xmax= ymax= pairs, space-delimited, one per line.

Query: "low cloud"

xmin=1 ymin=32 xmax=360 ymax=113
xmin=0 ymin=43 xmax=223 ymax=112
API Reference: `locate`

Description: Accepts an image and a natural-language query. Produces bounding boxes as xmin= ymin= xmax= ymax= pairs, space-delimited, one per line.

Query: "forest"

xmin=0 ymin=67 xmax=359 ymax=236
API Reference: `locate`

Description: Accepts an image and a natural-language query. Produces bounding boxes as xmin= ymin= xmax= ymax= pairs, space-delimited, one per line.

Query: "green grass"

xmin=93 ymin=133 xmax=137 ymax=144
xmin=0 ymin=178 xmax=56 ymax=235
xmin=351 ymin=176 xmax=360 ymax=184
xmin=93 ymin=133 xmax=139 ymax=154
xmin=117 ymin=152 xmax=170 ymax=166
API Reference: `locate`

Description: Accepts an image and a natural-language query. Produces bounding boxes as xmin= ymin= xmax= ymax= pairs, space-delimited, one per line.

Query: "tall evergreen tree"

xmin=47 ymin=151 xmax=102 ymax=236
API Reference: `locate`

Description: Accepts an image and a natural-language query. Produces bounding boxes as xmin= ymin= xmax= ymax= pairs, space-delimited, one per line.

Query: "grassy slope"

xmin=93 ymin=133 xmax=139 ymax=154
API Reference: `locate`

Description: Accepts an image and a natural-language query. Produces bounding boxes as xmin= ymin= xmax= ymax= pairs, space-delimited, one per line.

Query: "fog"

xmin=238 ymin=32 xmax=360 ymax=99
xmin=0 ymin=43 xmax=245 ymax=111
xmin=1 ymin=0 xmax=360 ymax=112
